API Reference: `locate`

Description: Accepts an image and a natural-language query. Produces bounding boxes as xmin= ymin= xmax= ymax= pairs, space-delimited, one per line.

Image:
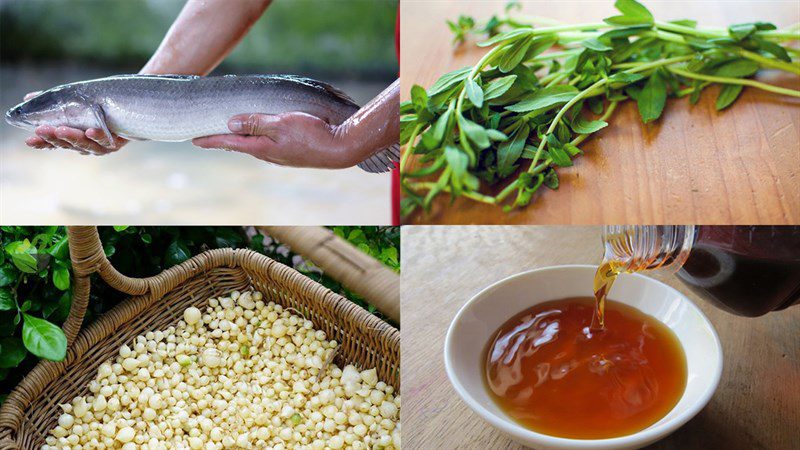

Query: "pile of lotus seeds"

xmin=43 ymin=289 xmax=400 ymax=450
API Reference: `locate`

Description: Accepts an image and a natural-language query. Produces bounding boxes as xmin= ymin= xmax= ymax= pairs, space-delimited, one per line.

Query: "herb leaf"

xmin=637 ymin=70 xmax=667 ymax=123
xmin=506 ymin=85 xmax=579 ymax=113
xmin=465 ymin=78 xmax=484 ymax=107
xmin=497 ymin=124 xmax=531 ymax=177
xmin=484 ymin=75 xmax=517 ymax=100
xmin=571 ymin=116 xmax=609 ymax=134
xmin=716 ymin=84 xmax=744 ymax=110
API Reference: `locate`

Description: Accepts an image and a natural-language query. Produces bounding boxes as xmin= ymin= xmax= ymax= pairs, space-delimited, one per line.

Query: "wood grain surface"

xmin=400 ymin=1 xmax=800 ymax=225
xmin=401 ymin=226 xmax=800 ymax=450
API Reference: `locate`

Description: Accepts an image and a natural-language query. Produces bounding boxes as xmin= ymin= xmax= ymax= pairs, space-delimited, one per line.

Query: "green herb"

xmin=400 ymin=0 xmax=800 ymax=215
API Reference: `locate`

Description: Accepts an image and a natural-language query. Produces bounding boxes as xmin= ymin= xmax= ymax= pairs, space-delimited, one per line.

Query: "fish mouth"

xmin=4 ymin=108 xmax=32 ymax=128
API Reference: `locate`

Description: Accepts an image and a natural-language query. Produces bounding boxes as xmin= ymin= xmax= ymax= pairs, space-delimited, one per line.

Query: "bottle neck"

xmin=601 ymin=226 xmax=696 ymax=273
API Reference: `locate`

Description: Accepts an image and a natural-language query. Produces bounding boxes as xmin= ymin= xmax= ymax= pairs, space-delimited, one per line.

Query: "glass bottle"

xmin=601 ymin=225 xmax=800 ymax=317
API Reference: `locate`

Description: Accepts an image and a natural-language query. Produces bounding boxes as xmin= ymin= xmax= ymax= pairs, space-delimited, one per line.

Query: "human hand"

xmin=192 ymin=112 xmax=357 ymax=169
xmin=22 ymin=91 xmax=127 ymax=155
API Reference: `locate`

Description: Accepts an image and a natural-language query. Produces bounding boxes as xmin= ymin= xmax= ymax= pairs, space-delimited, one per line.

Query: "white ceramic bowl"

xmin=444 ymin=265 xmax=722 ymax=450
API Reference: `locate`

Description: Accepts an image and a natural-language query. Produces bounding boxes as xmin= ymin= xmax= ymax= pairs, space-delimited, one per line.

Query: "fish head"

xmin=5 ymin=86 xmax=96 ymax=131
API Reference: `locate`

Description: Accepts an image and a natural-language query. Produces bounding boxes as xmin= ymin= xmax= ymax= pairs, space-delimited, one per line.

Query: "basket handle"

xmin=61 ymin=226 xmax=151 ymax=344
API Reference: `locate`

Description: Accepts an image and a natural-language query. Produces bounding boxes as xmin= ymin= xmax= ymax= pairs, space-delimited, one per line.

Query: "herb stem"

xmin=407 ymin=182 xmax=497 ymax=204
xmin=654 ymin=21 xmax=721 ymax=39
xmin=496 ymin=179 xmax=520 ymax=202
xmin=667 ymin=67 xmax=800 ymax=97
xmin=529 ymin=49 xmax=582 ymax=62
xmin=736 ymin=48 xmax=800 ymax=75
xmin=528 ymin=55 xmax=693 ymax=174
xmin=400 ymin=123 xmax=423 ymax=173
xmin=571 ymin=100 xmax=619 ymax=146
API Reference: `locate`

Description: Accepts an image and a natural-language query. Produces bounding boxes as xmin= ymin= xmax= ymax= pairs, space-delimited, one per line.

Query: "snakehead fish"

xmin=5 ymin=74 xmax=398 ymax=173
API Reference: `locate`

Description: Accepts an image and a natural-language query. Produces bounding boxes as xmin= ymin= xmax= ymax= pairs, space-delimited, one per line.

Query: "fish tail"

xmin=357 ymin=144 xmax=400 ymax=173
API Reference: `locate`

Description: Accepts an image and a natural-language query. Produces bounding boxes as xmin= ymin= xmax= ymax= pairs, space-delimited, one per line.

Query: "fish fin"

xmin=357 ymin=144 xmax=400 ymax=173
xmin=283 ymin=75 xmax=359 ymax=107
xmin=89 ymin=102 xmax=114 ymax=144
xmin=105 ymin=74 xmax=201 ymax=81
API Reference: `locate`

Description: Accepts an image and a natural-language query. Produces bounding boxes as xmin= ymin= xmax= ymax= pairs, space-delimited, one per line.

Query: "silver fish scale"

xmin=76 ymin=76 xmax=359 ymax=141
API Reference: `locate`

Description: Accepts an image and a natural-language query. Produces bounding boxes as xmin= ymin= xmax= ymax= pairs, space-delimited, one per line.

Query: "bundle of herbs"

xmin=400 ymin=0 xmax=800 ymax=216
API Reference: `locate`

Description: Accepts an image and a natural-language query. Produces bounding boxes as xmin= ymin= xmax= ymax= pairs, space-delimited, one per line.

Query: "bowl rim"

xmin=443 ymin=264 xmax=723 ymax=448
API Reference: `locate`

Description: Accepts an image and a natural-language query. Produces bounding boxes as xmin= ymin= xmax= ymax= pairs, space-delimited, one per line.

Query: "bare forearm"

xmin=141 ymin=0 xmax=271 ymax=75
xmin=336 ymin=79 xmax=400 ymax=164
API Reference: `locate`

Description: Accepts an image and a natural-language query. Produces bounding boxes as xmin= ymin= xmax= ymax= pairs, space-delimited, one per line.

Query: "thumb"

xmin=228 ymin=113 xmax=281 ymax=136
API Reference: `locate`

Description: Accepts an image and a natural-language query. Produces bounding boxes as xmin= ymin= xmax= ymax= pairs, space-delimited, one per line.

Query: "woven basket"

xmin=0 ymin=226 xmax=400 ymax=450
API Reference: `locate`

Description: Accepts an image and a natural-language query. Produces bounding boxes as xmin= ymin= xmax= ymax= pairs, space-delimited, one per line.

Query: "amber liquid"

xmin=484 ymin=297 xmax=687 ymax=439
xmin=592 ymin=260 xmax=624 ymax=330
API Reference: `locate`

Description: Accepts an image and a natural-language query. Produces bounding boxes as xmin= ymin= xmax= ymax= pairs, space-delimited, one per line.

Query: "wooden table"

xmin=400 ymin=1 xmax=800 ymax=225
xmin=401 ymin=226 xmax=799 ymax=449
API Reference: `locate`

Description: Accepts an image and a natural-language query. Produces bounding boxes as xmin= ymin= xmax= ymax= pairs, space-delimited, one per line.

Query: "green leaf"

xmin=484 ymin=75 xmax=517 ymax=101
xmin=637 ymin=70 xmax=667 ymax=123
xmin=486 ymin=129 xmax=508 ymax=141
xmin=477 ymin=28 xmax=532 ymax=47
xmin=53 ymin=266 xmax=70 ymax=291
xmin=5 ymin=240 xmax=31 ymax=254
xmin=571 ymin=116 xmax=609 ymax=134
xmin=712 ymin=60 xmax=759 ymax=78
xmin=728 ymin=22 xmax=776 ymax=40
xmin=465 ymin=78 xmax=484 ymax=108
xmin=43 ymin=291 xmax=71 ymax=322
xmin=715 ymin=84 xmax=743 ymax=110
xmin=497 ymin=124 xmax=530 ymax=178
xmin=0 ymin=268 xmax=14 ymax=288
xmin=164 ymin=241 xmax=191 ymax=267
xmin=498 ymin=36 xmax=533 ymax=73
xmin=47 ymin=236 xmax=69 ymax=260
xmin=0 ymin=289 xmax=13 ymax=311
xmin=141 ymin=233 xmax=153 ymax=244
xmin=607 ymin=72 xmax=644 ymax=87
xmin=410 ymin=85 xmax=429 ymax=112
xmin=422 ymin=107 xmax=453 ymax=148
xmin=605 ymin=0 xmax=654 ymax=26
xmin=0 ymin=337 xmax=26 ymax=368
xmin=444 ymin=146 xmax=469 ymax=194
xmin=11 ymin=253 xmax=37 ymax=274
xmin=581 ymin=38 xmax=613 ymax=52
xmin=755 ymin=38 xmax=791 ymax=63
xmin=112 ymin=226 xmax=129 ymax=232
xmin=564 ymin=143 xmax=583 ymax=157
xmin=506 ymin=85 xmax=579 ymax=113
xmin=428 ymin=67 xmax=471 ymax=96
xmin=543 ymin=170 xmax=559 ymax=190
xmin=548 ymin=146 xmax=573 ymax=167
xmin=457 ymin=115 xmax=490 ymax=149
xmin=522 ymin=35 xmax=559 ymax=61
xmin=21 ymin=314 xmax=66 ymax=361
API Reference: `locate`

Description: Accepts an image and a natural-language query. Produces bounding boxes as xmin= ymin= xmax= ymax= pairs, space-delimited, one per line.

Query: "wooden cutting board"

xmin=400 ymin=1 xmax=800 ymax=225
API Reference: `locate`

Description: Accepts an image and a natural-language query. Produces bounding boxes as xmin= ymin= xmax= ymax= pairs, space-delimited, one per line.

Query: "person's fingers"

xmin=24 ymin=91 xmax=42 ymax=101
xmin=25 ymin=136 xmax=54 ymax=149
xmin=86 ymin=128 xmax=125 ymax=150
xmin=193 ymin=134 xmax=275 ymax=153
xmin=228 ymin=113 xmax=284 ymax=136
xmin=54 ymin=127 xmax=110 ymax=154
xmin=35 ymin=126 xmax=74 ymax=149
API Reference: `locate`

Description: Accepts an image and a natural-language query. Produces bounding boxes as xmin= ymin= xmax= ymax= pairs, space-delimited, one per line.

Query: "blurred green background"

xmin=0 ymin=0 xmax=398 ymax=79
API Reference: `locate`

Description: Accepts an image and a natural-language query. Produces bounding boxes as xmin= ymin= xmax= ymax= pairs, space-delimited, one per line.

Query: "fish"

xmin=4 ymin=74 xmax=399 ymax=173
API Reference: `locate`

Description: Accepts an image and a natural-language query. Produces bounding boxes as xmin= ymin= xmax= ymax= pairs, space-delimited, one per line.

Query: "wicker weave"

xmin=0 ymin=227 xmax=400 ymax=450
xmin=259 ymin=226 xmax=400 ymax=323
